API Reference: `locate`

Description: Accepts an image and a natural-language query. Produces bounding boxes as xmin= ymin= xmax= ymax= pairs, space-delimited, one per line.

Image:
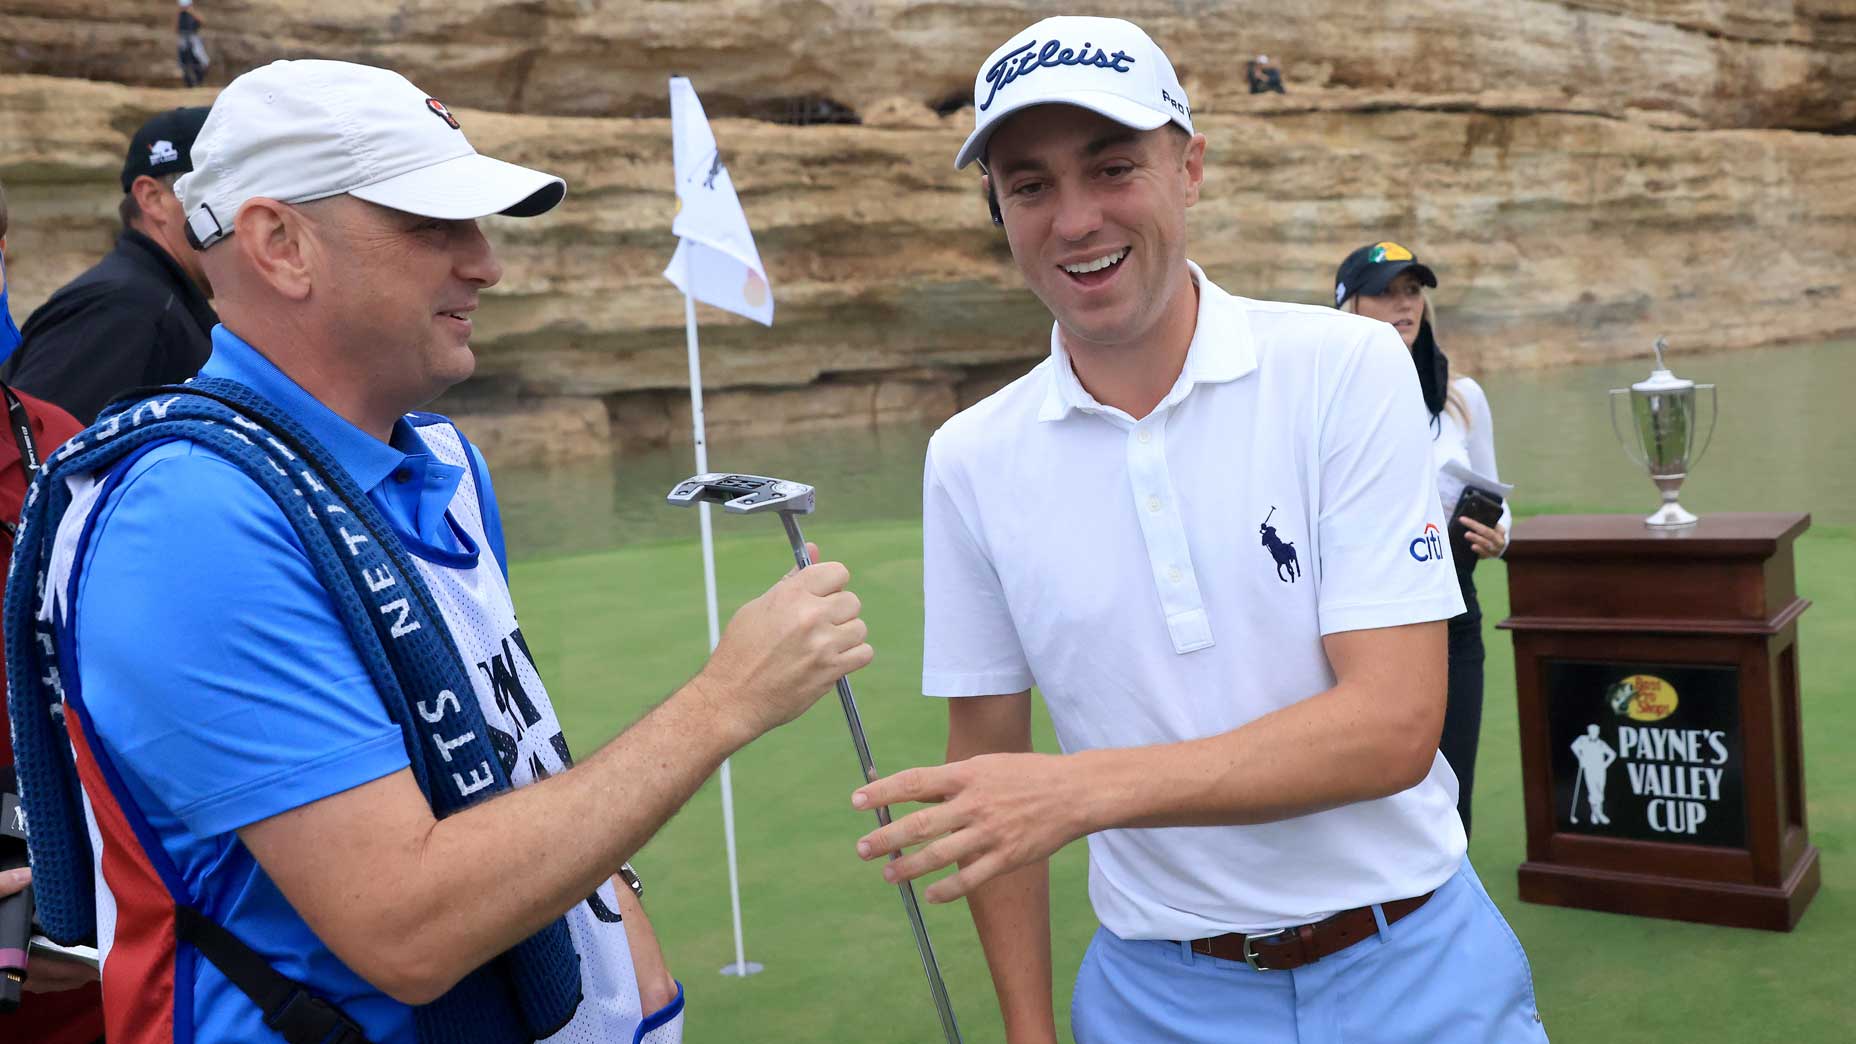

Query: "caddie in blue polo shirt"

xmin=851 ymin=17 xmax=1550 ymax=1044
xmin=6 ymin=59 xmax=875 ymax=1044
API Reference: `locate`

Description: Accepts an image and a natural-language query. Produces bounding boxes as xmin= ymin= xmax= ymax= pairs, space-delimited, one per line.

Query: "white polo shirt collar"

xmin=1037 ymin=261 xmax=1258 ymax=424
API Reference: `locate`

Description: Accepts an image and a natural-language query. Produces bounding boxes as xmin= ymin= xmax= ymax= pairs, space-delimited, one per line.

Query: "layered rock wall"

xmin=6 ymin=1 xmax=1854 ymax=130
xmin=2 ymin=1 xmax=1852 ymax=460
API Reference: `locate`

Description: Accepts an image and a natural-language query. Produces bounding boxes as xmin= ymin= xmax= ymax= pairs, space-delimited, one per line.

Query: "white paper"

xmin=1442 ymin=458 xmax=1514 ymax=499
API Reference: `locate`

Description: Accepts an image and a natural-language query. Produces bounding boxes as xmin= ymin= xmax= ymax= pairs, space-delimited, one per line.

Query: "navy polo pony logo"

xmin=1259 ymin=507 xmax=1300 ymax=583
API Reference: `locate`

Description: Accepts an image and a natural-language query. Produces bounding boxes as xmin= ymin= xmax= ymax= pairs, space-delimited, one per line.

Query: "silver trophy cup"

xmin=1609 ymin=337 xmax=1717 ymax=528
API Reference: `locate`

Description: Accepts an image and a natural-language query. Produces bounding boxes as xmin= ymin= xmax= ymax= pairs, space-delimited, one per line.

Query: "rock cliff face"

xmin=2 ymin=1 xmax=1852 ymax=460
xmin=7 ymin=1 xmax=1854 ymax=130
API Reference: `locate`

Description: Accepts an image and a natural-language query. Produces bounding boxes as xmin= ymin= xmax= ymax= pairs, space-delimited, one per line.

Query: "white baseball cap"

xmin=177 ymin=59 xmax=565 ymax=249
xmin=953 ymin=16 xmax=1193 ymax=171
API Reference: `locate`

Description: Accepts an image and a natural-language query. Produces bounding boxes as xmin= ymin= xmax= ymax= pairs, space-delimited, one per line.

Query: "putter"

xmin=667 ymin=473 xmax=964 ymax=1044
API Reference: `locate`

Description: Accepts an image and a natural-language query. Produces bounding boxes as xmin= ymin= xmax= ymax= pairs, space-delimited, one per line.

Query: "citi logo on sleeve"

xmin=1408 ymin=522 xmax=1446 ymax=562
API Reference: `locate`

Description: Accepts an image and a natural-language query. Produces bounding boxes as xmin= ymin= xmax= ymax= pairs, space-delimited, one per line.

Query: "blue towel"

xmin=6 ymin=377 xmax=581 ymax=1042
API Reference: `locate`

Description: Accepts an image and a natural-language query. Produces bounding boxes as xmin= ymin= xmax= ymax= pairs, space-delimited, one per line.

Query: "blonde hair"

xmin=1342 ymin=290 xmax=1469 ymax=428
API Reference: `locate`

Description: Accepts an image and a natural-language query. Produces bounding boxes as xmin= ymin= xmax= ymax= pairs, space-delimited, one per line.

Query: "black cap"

xmin=1332 ymin=241 xmax=1437 ymax=308
xmin=120 ymin=107 xmax=212 ymax=192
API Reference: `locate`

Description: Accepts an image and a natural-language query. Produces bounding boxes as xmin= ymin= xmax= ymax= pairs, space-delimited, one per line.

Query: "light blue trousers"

xmin=1071 ymin=860 xmax=1549 ymax=1043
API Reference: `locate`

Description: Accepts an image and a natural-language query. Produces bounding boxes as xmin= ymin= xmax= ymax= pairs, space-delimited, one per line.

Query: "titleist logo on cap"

xmin=981 ymin=38 xmax=1137 ymax=112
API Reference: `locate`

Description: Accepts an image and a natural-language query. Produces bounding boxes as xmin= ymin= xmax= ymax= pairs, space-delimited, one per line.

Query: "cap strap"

xmin=185 ymin=204 xmax=228 ymax=250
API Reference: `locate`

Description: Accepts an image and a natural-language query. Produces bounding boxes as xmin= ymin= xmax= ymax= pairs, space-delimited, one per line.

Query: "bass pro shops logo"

xmin=1607 ymin=674 xmax=1679 ymax=722
xmin=1408 ymin=522 xmax=1445 ymax=563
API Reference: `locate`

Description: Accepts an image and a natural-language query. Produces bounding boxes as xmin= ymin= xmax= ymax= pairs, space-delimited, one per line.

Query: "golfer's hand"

xmin=0 ymin=867 xmax=101 ymax=993
xmin=699 ymin=544 xmax=872 ymax=738
xmin=1460 ymin=517 xmax=1506 ymax=558
xmin=852 ymin=753 xmax=1082 ymax=903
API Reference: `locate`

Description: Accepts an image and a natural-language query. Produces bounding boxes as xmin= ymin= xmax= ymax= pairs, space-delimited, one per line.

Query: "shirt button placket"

xmin=1130 ymin=422 xmax=1166 ymax=625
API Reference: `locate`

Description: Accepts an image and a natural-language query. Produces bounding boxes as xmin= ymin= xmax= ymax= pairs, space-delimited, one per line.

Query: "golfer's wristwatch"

xmin=618 ymin=861 xmax=644 ymax=899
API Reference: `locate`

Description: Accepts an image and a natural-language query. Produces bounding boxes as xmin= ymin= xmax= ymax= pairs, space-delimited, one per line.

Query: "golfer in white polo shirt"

xmin=852 ymin=17 xmax=1549 ymax=1043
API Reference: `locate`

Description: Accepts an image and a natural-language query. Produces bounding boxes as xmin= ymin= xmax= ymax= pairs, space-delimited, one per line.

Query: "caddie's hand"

xmin=699 ymin=543 xmax=872 ymax=739
xmin=852 ymin=753 xmax=1082 ymax=904
xmin=614 ymin=877 xmax=678 ymax=1017
xmin=1460 ymin=517 xmax=1507 ymax=558
xmin=0 ymin=867 xmax=101 ymax=993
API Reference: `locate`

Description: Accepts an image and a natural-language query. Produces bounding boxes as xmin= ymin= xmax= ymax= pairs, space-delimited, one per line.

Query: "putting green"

xmin=510 ymin=516 xmax=1856 ymax=1042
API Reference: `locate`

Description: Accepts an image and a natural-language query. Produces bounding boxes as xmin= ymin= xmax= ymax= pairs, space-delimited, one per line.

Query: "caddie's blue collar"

xmin=200 ymin=324 xmax=465 ymax=549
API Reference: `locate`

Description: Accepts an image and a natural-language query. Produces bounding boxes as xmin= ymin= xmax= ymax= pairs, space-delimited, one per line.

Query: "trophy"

xmin=1609 ymin=336 xmax=1716 ymax=528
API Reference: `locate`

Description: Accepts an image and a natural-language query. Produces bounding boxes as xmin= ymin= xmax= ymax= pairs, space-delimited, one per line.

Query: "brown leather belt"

xmin=1189 ymin=890 xmax=1435 ymax=971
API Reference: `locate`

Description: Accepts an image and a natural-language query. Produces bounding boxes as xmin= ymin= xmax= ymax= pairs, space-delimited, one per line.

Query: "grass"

xmin=509 ymin=517 xmax=1856 ymax=1042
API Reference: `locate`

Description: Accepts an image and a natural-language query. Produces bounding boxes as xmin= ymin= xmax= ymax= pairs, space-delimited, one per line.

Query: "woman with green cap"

xmin=1334 ymin=241 xmax=1511 ymax=838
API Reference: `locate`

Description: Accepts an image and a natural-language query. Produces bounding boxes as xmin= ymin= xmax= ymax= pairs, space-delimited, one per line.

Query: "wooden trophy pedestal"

xmin=1498 ymin=513 xmax=1819 ymax=931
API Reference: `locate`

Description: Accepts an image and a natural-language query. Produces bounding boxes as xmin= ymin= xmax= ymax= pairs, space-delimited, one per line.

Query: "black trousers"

xmin=1441 ymin=561 xmax=1485 ymax=838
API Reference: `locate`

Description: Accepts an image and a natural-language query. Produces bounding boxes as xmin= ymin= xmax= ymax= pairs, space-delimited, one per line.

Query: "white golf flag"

xmin=664 ymin=77 xmax=774 ymax=325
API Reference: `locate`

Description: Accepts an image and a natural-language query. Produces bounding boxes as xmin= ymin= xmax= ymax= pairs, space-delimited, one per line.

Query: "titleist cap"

xmin=177 ymin=59 xmax=565 ymax=249
xmin=955 ymin=16 xmax=1193 ymax=170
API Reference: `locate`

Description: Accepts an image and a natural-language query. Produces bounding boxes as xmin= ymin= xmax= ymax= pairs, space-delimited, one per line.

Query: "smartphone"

xmin=28 ymin=934 xmax=100 ymax=971
xmin=1449 ymin=485 xmax=1505 ymax=564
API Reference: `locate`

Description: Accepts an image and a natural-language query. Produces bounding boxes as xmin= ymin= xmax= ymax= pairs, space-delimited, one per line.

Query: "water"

xmin=1480 ymin=338 xmax=1855 ymax=525
xmin=491 ymin=422 xmax=939 ymax=559
xmin=492 ymin=338 xmax=1854 ymax=560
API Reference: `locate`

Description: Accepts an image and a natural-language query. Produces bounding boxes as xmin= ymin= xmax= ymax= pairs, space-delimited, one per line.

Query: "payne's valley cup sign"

xmin=1547 ymin=662 xmax=1747 ymax=848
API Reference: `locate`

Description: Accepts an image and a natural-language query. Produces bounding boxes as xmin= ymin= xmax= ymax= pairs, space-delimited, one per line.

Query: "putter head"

xmin=666 ymin=473 xmax=816 ymax=515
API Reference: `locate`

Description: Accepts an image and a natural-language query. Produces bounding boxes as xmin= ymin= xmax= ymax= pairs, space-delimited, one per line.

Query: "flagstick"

xmin=684 ymin=267 xmax=763 ymax=979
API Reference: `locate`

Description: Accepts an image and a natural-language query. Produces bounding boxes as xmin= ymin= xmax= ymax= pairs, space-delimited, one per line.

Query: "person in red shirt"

xmin=0 ymin=382 xmax=102 ymax=1044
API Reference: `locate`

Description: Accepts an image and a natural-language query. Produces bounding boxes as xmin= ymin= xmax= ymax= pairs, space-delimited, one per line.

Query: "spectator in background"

xmin=178 ymin=0 xmax=209 ymax=87
xmin=2 ymin=107 xmax=217 ymax=422
xmin=1334 ymin=242 xmax=1512 ymax=838
xmin=0 ymin=390 xmax=101 ymax=1044
xmin=1247 ymin=54 xmax=1285 ymax=94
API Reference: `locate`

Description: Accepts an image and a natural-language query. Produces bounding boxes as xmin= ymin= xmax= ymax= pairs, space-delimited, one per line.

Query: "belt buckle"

xmin=1242 ymin=927 xmax=1291 ymax=971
